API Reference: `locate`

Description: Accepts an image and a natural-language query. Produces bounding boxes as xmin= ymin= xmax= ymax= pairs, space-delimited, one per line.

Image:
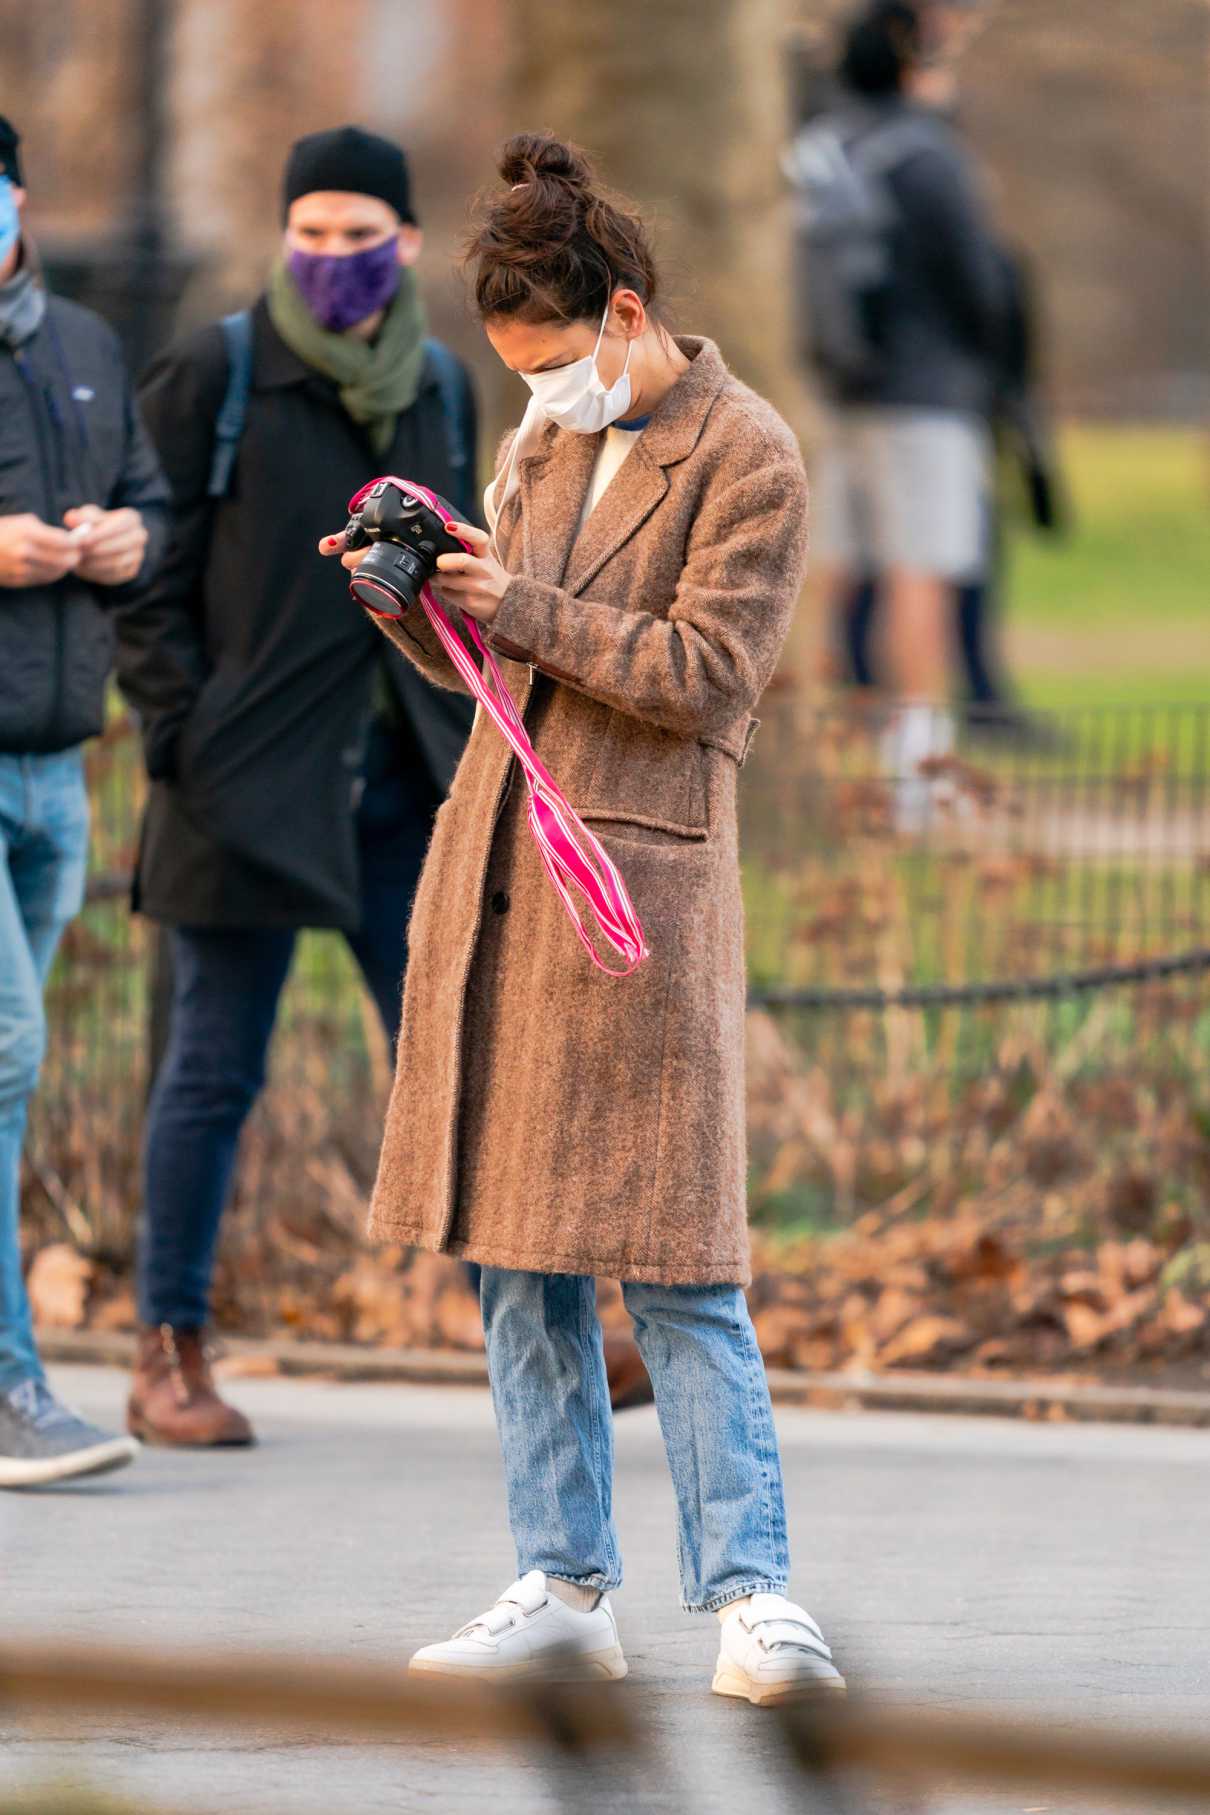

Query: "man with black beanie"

xmin=0 ymin=115 xmax=169 ymax=1486
xmin=113 ymin=126 xmax=478 ymax=1448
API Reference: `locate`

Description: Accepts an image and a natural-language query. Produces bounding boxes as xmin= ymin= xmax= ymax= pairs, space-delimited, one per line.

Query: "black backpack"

xmin=784 ymin=112 xmax=931 ymax=387
xmin=206 ymin=310 xmax=471 ymax=506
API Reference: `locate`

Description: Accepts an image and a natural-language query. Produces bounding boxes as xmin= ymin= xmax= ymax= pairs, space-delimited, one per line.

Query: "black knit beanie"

xmin=281 ymin=126 xmax=415 ymax=225
xmin=0 ymin=116 xmax=23 ymax=187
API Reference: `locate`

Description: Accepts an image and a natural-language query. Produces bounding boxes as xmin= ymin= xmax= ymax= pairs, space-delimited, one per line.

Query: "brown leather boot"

xmin=127 ymin=1325 xmax=256 ymax=1448
xmin=604 ymin=1334 xmax=655 ymax=1414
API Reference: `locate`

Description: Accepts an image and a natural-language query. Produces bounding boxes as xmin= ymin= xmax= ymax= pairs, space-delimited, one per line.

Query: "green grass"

xmin=1017 ymin=669 xmax=1210 ymax=713
xmin=1008 ymin=425 xmax=1210 ymax=630
xmin=1004 ymin=424 xmax=1210 ymax=712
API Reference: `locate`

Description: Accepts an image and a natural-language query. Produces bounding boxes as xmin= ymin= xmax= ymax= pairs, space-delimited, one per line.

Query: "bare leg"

xmin=879 ymin=568 xmax=955 ymax=831
xmin=881 ymin=566 xmax=950 ymax=700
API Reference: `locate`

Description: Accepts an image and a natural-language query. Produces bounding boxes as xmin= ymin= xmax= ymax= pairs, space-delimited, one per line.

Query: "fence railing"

xmin=23 ymin=698 xmax=1209 ymax=1327
xmin=742 ymin=695 xmax=1210 ymax=1009
xmin=5 ymin=1634 xmax=1210 ymax=1812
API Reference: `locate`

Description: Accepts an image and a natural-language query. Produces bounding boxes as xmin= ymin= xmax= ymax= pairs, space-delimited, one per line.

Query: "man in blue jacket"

xmin=0 ymin=115 xmax=169 ymax=1487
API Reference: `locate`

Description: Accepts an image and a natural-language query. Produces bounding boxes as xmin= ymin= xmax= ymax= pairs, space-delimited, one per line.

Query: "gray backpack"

xmin=784 ymin=113 xmax=929 ymax=387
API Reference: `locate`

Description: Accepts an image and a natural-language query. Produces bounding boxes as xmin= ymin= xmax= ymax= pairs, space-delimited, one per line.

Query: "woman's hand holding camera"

xmin=319 ymin=520 xmax=509 ymax=625
xmin=430 ymin=523 xmax=509 ymax=625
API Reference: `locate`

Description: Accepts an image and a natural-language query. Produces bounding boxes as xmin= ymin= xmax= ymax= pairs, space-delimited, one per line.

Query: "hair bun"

xmin=498 ymin=131 xmax=594 ymax=193
xmin=468 ymin=135 xmax=659 ymax=325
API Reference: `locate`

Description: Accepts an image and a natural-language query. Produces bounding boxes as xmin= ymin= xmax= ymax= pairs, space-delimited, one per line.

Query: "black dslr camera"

xmin=343 ymin=479 xmax=465 ymax=618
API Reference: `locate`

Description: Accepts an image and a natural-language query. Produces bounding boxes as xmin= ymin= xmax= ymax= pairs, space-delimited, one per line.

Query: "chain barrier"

xmin=750 ymin=945 xmax=1210 ymax=1012
xmin=88 ymin=877 xmax=1209 ymax=1012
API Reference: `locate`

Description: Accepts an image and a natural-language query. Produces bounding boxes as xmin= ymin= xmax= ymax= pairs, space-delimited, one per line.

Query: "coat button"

xmin=491 ymin=889 xmax=510 ymax=915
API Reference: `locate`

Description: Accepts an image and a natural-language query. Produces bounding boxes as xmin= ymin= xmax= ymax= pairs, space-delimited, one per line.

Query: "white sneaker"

xmin=713 ymin=1594 xmax=846 ymax=1706
xmin=879 ymin=703 xmax=959 ymax=835
xmin=409 ymin=1571 xmax=628 ymax=1682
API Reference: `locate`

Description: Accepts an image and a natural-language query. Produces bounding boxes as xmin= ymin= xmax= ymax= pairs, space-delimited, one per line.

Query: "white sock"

xmin=717 ymin=1595 xmax=752 ymax=1625
xmin=547 ymin=1577 xmax=602 ymax=1614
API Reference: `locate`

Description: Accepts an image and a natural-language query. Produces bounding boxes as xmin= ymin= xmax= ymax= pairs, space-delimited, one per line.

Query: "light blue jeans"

xmin=480 ymin=1269 xmax=790 ymax=1613
xmin=0 ymin=750 xmax=89 ymax=1393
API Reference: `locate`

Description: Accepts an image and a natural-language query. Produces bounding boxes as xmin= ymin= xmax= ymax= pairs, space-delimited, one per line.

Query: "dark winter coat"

xmin=824 ymin=99 xmax=1008 ymax=416
xmin=366 ymin=338 xmax=808 ymax=1286
xmin=0 ymin=294 xmax=169 ymax=753
xmin=113 ymin=299 xmax=477 ymax=928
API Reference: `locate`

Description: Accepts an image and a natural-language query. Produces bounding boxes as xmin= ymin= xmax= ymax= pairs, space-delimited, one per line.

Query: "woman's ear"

xmin=397 ymin=225 xmax=424 ymax=269
xmin=612 ymin=288 xmax=646 ymax=339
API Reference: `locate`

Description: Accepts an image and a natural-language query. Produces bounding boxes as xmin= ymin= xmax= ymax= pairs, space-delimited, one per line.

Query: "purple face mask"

xmin=287 ymin=237 xmax=400 ymax=332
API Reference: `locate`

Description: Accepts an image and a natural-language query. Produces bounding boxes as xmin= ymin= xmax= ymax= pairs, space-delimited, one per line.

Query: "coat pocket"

xmin=578 ymin=713 xmax=712 ymax=838
xmin=579 ymin=808 xmax=709 ymax=848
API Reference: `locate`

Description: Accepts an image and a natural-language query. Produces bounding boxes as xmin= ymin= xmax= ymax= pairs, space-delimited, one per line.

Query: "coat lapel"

xmin=501 ymin=337 xmax=730 ymax=595
xmin=563 ymin=336 xmax=728 ymax=596
xmin=564 ymin=445 xmax=668 ymax=597
xmin=517 ymin=427 xmax=597 ymax=587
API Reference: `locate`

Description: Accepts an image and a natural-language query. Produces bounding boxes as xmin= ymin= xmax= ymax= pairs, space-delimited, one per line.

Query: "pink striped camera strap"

xmin=347 ymin=477 xmax=649 ymax=977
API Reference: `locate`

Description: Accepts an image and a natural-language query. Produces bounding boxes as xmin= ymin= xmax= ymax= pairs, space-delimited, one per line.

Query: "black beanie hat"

xmin=0 ymin=116 xmax=23 ymax=187
xmin=282 ymin=126 xmax=415 ymax=225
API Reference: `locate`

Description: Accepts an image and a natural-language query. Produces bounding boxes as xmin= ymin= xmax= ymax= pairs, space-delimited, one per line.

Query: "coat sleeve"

xmin=100 ymin=365 xmax=172 ymax=598
xmin=368 ymin=605 xmax=479 ymax=699
xmin=482 ymin=444 xmax=809 ymax=741
xmin=110 ymin=330 xmax=226 ymax=780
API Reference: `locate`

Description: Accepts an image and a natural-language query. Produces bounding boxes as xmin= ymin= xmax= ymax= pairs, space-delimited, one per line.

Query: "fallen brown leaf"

xmin=27 ymin=1243 xmax=93 ymax=1330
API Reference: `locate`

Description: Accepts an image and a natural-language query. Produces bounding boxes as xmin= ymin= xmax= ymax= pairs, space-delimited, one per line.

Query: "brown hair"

xmin=464 ymin=131 xmax=659 ymax=326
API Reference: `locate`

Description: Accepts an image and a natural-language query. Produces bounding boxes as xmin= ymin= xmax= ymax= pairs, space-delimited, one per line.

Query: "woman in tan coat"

xmin=324 ymin=133 xmax=844 ymax=1704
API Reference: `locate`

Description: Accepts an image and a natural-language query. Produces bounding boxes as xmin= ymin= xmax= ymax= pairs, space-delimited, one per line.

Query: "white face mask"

xmin=519 ymin=299 xmax=634 ymax=434
xmin=487 ymin=300 xmax=638 ymax=556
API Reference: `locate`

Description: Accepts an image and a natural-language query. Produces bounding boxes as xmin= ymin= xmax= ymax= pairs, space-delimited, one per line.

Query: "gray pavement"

xmin=2 ymin=1365 xmax=1208 ymax=1815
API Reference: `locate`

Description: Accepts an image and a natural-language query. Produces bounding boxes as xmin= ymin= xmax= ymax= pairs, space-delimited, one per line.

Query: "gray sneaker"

xmin=0 ymin=1378 xmax=139 ymax=1488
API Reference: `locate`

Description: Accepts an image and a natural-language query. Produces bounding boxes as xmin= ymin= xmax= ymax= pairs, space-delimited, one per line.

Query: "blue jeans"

xmin=0 ymin=750 xmax=90 ymax=1393
xmin=480 ymin=1270 xmax=790 ymax=1613
xmin=138 ymin=723 xmax=439 ymax=1329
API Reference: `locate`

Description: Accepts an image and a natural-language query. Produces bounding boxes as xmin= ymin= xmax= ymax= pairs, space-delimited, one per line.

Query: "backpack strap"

xmin=207 ymin=309 xmax=255 ymax=499
xmin=423 ymin=336 xmax=469 ymax=481
xmin=204 ymin=322 xmax=467 ymax=503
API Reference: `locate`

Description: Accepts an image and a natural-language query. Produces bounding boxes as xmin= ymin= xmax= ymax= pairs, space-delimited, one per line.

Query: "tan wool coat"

xmin=366 ymin=337 xmax=808 ymax=1285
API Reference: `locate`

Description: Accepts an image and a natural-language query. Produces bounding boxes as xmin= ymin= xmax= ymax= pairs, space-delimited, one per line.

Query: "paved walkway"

xmin=2 ymin=1366 xmax=1208 ymax=1814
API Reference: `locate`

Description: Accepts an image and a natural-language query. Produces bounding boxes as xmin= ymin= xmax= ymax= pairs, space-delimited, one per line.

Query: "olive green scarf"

xmin=266 ymin=260 xmax=428 ymax=455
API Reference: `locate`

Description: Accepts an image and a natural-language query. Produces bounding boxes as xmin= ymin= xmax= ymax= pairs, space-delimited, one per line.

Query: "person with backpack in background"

xmin=795 ymin=1 xmax=1066 ymax=741
xmin=0 ymin=115 xmax=169 ymax=1485
xmin=786 ymin=1 xmax=1008 ymax=819
xmin=112 ymin=127 xmax=477 ymax=1449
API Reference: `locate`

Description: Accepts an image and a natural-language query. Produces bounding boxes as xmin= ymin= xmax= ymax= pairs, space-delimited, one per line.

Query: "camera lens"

xmin=349 ymin=541 xmax=431 ymax=617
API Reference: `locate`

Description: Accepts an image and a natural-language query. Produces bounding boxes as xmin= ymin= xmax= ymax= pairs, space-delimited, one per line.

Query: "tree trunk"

xmin=508 ymin=0 xmax=808 ymax=430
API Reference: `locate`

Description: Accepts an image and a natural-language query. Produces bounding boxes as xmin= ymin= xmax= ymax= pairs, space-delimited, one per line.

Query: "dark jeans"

xmin=138 ymin=725 xmax=439 ymax=1329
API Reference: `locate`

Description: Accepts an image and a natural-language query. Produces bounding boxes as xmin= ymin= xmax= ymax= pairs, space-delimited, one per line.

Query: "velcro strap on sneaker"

xmin=454 ymin=1571 xmax=551 ymax=1640
xmin=500 ymin=1570 xmax=551 ymax=1616
xmin=741 ymin=1595 xmax=831 ymax=1657
xmin=455 ymin=1604 xmax=518 ymax=1640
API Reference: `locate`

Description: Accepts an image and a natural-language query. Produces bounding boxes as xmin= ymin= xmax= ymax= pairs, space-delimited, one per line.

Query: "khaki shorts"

xmin=811 ymin=408 xmax=991 ymax=582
